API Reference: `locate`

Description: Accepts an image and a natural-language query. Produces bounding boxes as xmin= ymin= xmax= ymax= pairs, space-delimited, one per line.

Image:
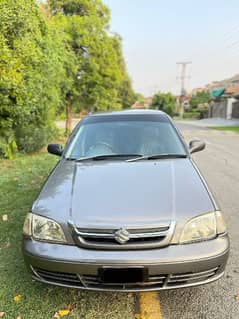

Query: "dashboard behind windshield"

xmin=65 ymin=114 xmax=187 ymax=159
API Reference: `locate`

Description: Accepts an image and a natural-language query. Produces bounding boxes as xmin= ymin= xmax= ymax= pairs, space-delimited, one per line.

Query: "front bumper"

xmin=23 ymin=235 xmax=229 ymax=292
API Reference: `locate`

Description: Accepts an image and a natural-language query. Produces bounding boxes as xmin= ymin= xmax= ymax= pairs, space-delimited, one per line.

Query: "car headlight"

xmin=23 ymin=213 xmax=67 ymax=243
xmin=179 ymin=211 xmax=227 ymax=244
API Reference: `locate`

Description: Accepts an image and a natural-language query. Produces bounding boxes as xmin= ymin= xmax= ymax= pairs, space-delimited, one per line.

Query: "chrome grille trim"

xmin=80 ymin=273 xmax=168 ymax=288
xmin=33 ymin=268 xmax=84 ymax=287
xmin=167 ymin=267 xmax=219 ymax=285
xmin=68 ymin=220 xmax=176 ymax=250
xmin=169 ymin=267 xmax=219 ymax=279
xmin=32 ymin=266 xmax=221 ymax=291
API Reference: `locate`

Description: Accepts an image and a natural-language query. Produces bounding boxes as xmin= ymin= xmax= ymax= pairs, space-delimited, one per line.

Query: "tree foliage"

xmin=0 ymin=0 xmax=135 ymax=157
xmin=135 ymin=93 xmax=145 ymax=104
xmin=48 ymin=0 xmax=135 ymax=113
xmin=151 ymin=92 xmax=176 ymax=116
xmin=0 ymin=0 xmax=67 ymax=157
xmin=190 ymin=91 xmax=210 ymax=109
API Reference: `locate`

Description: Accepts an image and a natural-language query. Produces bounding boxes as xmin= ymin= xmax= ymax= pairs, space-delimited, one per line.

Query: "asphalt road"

xmin=159 ymin=122 xmax=239 ymax=319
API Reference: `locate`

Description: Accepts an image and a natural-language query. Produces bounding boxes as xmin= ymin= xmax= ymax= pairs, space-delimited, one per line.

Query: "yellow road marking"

xmin=136 ymin=292 xmax=162 ymax=319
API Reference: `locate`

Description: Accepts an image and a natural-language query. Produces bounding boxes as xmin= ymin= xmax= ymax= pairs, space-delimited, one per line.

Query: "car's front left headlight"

xmin=179 ymin=211 xmax=227 ymax=244
xmin=23 ymin=213 xmax=67 ymax=243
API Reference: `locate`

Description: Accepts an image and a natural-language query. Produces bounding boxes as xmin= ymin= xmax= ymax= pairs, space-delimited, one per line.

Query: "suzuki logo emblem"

xmin=114 ymin=228 xmax=130 ymax=244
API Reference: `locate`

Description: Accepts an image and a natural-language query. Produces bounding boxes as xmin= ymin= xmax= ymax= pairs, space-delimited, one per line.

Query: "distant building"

xmin=206 ymin=74 xmax=239 ymax=119
xmin=206 ymin=74 xmax=239 ymax=92
xmin=225 ymin=85 xmax=239 ymax=95
xmin=187 ymin=74 xmax=239 ymax=119
xmin=191 ymin=87 xmax=208 ymax=96
xmin=206 ymin=81 xmax=221 ymax=91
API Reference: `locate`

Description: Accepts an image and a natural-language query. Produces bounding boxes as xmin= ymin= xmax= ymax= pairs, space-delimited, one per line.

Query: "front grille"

xmin=68 ymin=221 xmax=176 ymax=250
xmin=81 ymin=273 xmax=167 ymax=289
xmin=32 ymin=268 xmax=83 ymax=287
xmin=167 ymin=267 xmax=219 ymax=286
xmin=32 ymin=266 xmax=220 ymax=290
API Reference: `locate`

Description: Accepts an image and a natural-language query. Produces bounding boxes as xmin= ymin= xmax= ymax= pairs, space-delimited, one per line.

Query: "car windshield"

xmin=65 ymin=114 xmax=187 ymax=160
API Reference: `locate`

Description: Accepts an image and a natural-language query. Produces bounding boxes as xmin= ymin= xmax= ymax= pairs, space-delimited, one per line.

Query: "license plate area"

xmin=99 ymin=267 xmax=148 ymax=283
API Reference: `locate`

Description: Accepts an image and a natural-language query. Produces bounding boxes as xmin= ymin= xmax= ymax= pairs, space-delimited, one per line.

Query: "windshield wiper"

xmin=69 ymin=154 xmax=143 ymax=162
xmin=127 ymin=153 xmax=187 ymax=162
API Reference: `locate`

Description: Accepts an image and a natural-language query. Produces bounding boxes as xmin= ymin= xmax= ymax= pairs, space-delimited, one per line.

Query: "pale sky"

xmin=104 ymin=0 xmax=239 ymax=96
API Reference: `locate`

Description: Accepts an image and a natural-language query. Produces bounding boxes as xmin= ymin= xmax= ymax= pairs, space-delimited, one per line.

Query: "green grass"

xmin=0 ymin=152 xmax=134 ymax=319
xmin=209 ymin=126 xmax=239 ymax=132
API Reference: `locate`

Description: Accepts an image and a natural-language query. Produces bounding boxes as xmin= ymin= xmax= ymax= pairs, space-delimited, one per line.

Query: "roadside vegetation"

xmin=0 ymin=149 xmax=134 ymax=319
xmin=150 ymin=92 xmax=177 ymax=116
xmin=149 ymin=90 xmax=211 ymax=120
xmin=184 ymin=91 xmax=211 ymax=120
xmin=209 ymin=126 xmax=239 ymax=132
xmin=0 ymin=0 xmax=136 ymax=159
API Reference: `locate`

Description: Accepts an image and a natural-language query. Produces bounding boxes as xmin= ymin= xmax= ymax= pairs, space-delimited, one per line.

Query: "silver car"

xmin=22 ymin=110 xmax=229 ymax=291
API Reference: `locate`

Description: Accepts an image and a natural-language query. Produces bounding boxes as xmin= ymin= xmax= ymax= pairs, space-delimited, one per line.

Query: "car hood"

xmin=33 ymin=159 xmax=215 ymax=229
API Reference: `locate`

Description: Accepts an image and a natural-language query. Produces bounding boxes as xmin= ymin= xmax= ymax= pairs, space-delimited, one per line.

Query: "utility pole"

xmin=177 ymin=61 xmax=192 ymax=117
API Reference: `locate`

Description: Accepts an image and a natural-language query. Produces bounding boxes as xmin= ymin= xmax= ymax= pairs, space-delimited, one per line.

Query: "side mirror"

xmin=47 ymin=144 xmax=63 ymax=156
xmin=189 ymin=139 xmax=206 ymax=154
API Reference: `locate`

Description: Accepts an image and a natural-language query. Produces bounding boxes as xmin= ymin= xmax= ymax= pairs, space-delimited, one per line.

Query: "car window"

xmin=65 ymin=116 xmax=186 ymax=159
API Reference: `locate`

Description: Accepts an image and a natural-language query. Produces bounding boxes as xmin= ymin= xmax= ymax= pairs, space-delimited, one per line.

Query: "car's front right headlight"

xmin=179 ymin=211 xmax=227 ymax=244
xmin=23 ymin=213 xmax=67 ymax=243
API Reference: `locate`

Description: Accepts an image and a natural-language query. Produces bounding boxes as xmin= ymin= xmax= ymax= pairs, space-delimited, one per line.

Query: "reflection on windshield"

xmin=65 ymin=120 xmax=186 ymax=159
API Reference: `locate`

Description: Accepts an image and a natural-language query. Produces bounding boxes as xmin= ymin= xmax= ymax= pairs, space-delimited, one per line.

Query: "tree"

xmin=0 ymin=0 xmax=135 ymax=156
xmin=151 ymin=92 xmax=176 ymax=116
xmin=48 ymin=0 xmax=113 ymax=134
xmin=190 ymin=91 xmax=210 ymax=109
xmin=118 ymin=76 xmax=136 ymax=109
xmin=48 ymin=0 xmax=135 ymax=133
xmin=135 ymin=93 xmax=145 ymax=103
xmin=111 ymin=34 xmax=136 ymax=109
xmin=0 ymin=0 xmax=67 ymax=157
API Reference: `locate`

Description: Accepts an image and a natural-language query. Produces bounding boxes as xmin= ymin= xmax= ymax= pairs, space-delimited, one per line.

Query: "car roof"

xmin=87 ymin=109 xmax=167 ymax=117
